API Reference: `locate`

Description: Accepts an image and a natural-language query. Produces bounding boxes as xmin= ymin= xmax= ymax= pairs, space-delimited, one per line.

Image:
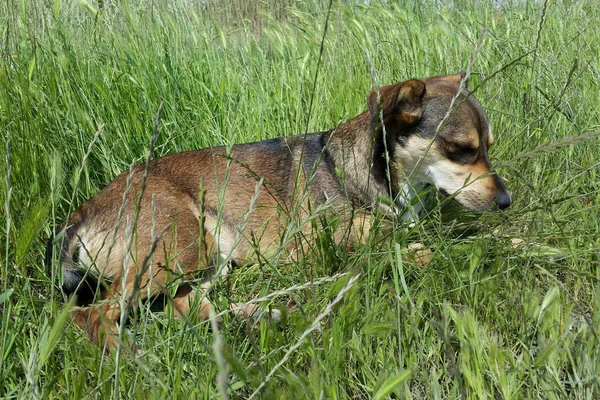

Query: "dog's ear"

xmin=368 ymin=79 xmax=426 ymax=129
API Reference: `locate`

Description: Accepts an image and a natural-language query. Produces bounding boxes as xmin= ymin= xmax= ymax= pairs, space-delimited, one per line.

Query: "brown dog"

xmin=47 ymin=73 xmax=511 ymax=350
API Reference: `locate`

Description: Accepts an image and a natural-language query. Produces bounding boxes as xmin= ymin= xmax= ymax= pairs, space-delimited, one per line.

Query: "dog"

xmin=47 ymin=72 xmax=511 ymax=351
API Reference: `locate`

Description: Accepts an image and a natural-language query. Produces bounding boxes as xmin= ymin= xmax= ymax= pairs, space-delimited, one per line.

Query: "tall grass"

xmin=1 ymin=0 xmax=599 ymax=398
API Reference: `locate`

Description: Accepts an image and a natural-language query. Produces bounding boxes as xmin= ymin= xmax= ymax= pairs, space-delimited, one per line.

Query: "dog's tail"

xmin=45 ymin=228 xmax=99 ymax=306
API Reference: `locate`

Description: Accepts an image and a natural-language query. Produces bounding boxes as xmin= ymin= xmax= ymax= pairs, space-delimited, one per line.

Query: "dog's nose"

xmin=492 ymin=173 xmax=511 ymax=210
xmin=495 ymin=190 xmax=512 ymax=210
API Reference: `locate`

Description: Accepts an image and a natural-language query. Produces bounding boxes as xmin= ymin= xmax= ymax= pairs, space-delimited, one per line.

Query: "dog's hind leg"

xmin=71 ymin=279 xmax=131 ymax=351
xmin=71 ymin=265 xmax=189 ymax=352
xmin=72 ymin=217 xmax=209 ymax=351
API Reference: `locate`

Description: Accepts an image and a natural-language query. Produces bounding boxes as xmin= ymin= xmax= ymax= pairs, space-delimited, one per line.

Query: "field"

xmin=1 ymin=0 xmax=599 ymax=398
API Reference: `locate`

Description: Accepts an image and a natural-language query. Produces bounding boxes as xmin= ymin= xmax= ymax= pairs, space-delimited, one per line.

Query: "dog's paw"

xmin=230 ymin=303 xmax=283 ymax=324
xmin=264 ymin=308 xmax=282 ymax=324
xmin=248 ymin=306 xmax=282 ymax=324
xmin=403 ymin=243 xmax=433 ymax=267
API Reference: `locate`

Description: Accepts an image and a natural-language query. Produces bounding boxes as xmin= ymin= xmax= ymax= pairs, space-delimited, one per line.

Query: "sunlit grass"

xmin=0 ymin=0 xmax=599 ymax=398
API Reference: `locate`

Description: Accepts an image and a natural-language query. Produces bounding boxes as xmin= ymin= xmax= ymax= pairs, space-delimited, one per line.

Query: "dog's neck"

xmin=326 ymin=111 xmax=417 ymax=218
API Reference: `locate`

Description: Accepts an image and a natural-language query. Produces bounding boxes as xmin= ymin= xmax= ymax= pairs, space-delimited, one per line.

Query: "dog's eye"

xmin=447 ymin=143 xmax=478 ymax=164
xmin=453 ymin=143 xmax=478 ymax=154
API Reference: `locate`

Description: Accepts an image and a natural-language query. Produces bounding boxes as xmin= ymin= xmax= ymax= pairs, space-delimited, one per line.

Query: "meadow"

xmin=1 ymin=0 xmax=599 ymax=398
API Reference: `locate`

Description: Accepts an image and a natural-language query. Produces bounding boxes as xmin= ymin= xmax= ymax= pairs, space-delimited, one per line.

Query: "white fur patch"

xmin=395 ymin=136 xmax=497 ymax=211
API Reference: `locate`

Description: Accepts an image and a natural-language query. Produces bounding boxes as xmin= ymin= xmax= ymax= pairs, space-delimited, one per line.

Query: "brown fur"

xmin=48 ymin=73 xmax=511 ymax=350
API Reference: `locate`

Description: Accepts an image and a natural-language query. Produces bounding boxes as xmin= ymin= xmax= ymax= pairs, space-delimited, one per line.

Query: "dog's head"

xmin=368 ymin=73 xmax=511 ymax=211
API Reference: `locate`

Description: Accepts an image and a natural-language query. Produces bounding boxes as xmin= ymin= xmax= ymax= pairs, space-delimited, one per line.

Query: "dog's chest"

xmin=398 ymin=182 xmax=426 ymax=224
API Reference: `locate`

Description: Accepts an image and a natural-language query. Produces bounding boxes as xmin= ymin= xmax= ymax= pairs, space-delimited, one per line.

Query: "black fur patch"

xmin=44 ymin=235 xmax=54 ymax=271
xmin=65 ymin=268 xmax=99 ymax=306
xmin=437 ymin=137 xmax=479 ymax=165
xmin=47 ymin=232 xmax=101 ymax=306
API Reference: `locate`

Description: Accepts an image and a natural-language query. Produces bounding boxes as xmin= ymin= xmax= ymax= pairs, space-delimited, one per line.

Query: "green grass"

xmin=1 ymin=0 xmax=599 ymax=398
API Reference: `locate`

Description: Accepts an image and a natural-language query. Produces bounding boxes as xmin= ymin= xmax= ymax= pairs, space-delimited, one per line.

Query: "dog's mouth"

xmin=438 ymin=188 xmax=450 ymax=198
xmin=436 ymin=187 xmax=512 ymax=212
xmin=436 ymin=187 xmax=489 ymax=211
